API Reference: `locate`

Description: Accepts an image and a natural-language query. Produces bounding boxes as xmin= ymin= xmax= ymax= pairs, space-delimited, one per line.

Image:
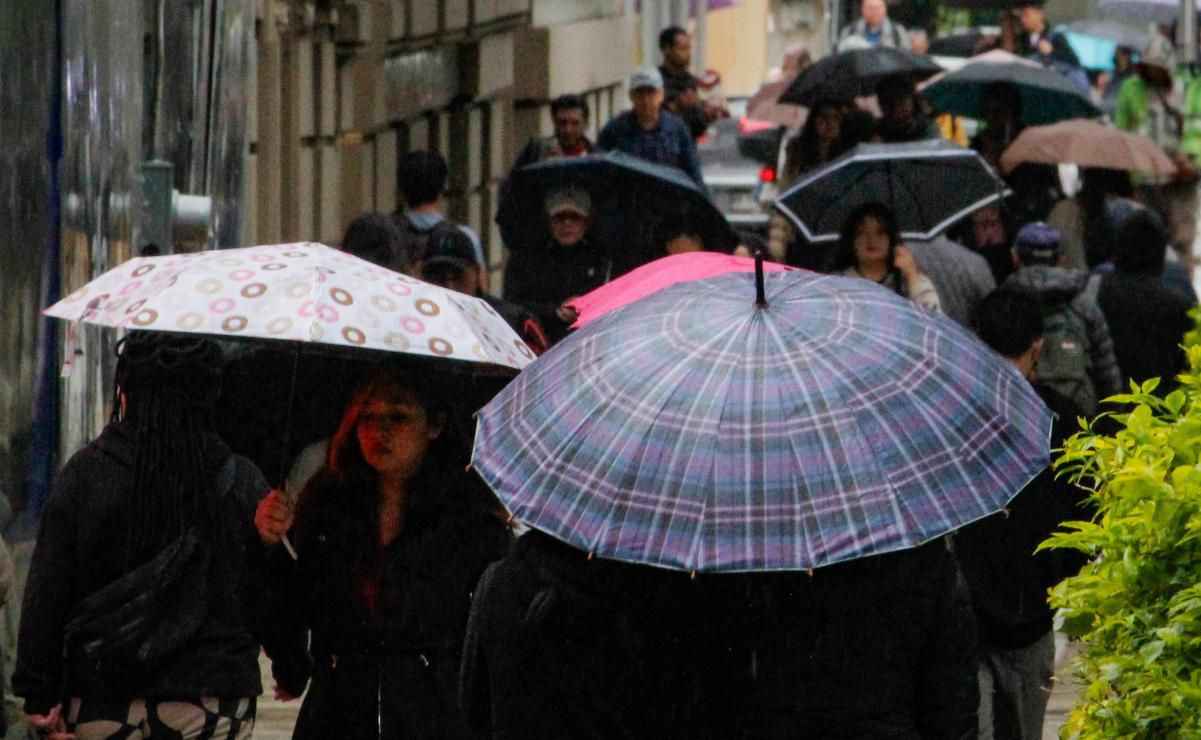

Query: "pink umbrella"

xmin=567 ymin=252 xmax=795 ymax=328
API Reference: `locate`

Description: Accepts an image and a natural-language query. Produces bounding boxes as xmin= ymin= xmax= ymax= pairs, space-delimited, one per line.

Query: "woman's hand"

xmin=28 ymin=704 xmax=75 ymax=739
xmin=893 ymin=245 xmax=919 ymax=281
xmin=556 ymin=300 xmax=580 ymax=325
xmin=255 ymin=490 xmax=294 ymax=546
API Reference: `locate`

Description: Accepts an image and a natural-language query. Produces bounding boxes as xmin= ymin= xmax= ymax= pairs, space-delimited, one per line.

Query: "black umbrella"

xmin=922 ymin=60 xmax=1101 ymax=125
xmin=496 ymin=152 xmax=738 ymax=269
xmin=778 ymin=48 xmax=943 ymax=107
xmin=772 ymin=140 xmax=1007 ymax=244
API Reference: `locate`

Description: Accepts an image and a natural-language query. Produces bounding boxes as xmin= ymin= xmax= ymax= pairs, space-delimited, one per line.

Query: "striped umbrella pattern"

xmin=472 ymin=269 xmax=1052 ymax=573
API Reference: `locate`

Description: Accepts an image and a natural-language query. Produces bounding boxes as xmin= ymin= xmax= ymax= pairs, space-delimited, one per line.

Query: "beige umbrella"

xmin=999 ymin=118 xmax=1176 ymax=177
xmin=747 ymin=75 xmax=806 ymax=128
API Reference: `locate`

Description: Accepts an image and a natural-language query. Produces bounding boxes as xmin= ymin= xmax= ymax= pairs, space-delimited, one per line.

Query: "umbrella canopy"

xmin=496 ymin=152 xmax=738 ymax=268
xmin=747 ymin=75 xmax=806 ymax=128
xmin=778 ymin=48 xmax=942 ymax=107
xmin=1099 ymin=0 xmax=1199 ymax=23
xmin=921 ymin=59 xmax=1102 ymax=126
xmin=773 ymin=140 xmax=1006 ymax=244
xmin=1061 ymin=19 xmax=1150 ymax=52
xmin=567 ymin=251 xmax=793 ymax=328
xmin=45 ymin=242 xmax=535 ymax=370
xmin=473 ymin=267 xmax=1052 ymax=573
xmin=1000 ymin=118 xmax=1176 ymax=177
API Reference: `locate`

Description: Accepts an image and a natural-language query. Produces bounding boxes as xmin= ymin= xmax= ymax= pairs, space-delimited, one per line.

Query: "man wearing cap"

xmin=1002 ymin=222 xmax=1121 ymax=415
xmin=597 ymin=67 xmax=706 ymax=190
xmin=838 ymin=0 xmax=909 ymax=50
xmin=418 ymin=228 xmax=550 ymax=356
xmin=503 ymin=187 xmax=611 ymax=345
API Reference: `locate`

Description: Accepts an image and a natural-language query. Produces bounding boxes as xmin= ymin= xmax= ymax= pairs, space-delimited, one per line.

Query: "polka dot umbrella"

xmin=44 ymin=242 xmax=536 ymax=371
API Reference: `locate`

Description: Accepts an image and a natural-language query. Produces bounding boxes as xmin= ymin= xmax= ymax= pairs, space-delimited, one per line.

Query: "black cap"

xmin=421 ymin=228 xmax=479 ymax=270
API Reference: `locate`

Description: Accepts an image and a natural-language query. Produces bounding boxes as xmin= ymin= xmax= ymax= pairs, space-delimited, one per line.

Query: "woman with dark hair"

xmin=1046 ymin=167 xmax=1136 ymax=270
xmin=255 ymin=363 xmax=511 ymax=739
xmin=768 ymin=98 xmax=847 ymax=262
xmin=15 ymin=332 xmax=272 ymax=739
xmin=834 ymin=203 xmax=941 ymax=310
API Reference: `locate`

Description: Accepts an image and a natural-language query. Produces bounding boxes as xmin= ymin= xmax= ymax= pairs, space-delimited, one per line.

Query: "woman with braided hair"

xmin=15 ymin=331 xmax=277 ymax=739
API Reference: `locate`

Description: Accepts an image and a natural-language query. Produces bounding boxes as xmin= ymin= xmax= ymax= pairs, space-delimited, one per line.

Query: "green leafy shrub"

xmin=1044 ymin=341 xmax=1201 ymax=737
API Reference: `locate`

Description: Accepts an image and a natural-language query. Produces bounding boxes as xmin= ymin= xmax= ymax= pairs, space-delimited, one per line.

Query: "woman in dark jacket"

xmin=256 ymin=363 xmax=511 ymax=739
xmin=15 ymin=332 xmax=271 ymax=738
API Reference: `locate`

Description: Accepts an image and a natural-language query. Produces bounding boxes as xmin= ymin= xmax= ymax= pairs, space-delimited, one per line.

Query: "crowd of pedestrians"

xmin=11 ymin=5 xmax=1201 ymax=740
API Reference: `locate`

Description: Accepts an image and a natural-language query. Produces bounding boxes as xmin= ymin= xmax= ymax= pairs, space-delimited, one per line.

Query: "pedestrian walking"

xmin=511 ymin=94 xmax=595 ymax=170
xmin=961 ymin=204 xmax=1018 ymax=286
xmin=717 ymin=542 xmax=979 ymax=738
xmin=1045 ymin=168 xmax=1137 ymax=270
xmin=418 ymin=227 xmax=550 ymax=355
xmin=394 ymin=151 xmax=486 ymax=281
xmin=461 ymin=531 xmax=705 ymax=739
xmin=597 ymin=68 xmax=705 ymax=189
xmin=833 ymin=202 xmax=942 ymax=311
xmin=15 ymin=333 xmax=273 ymax=739
xmin=876 ymin=76 xmax=940 ymax=143
xmin=658 ymin=26 xmax=727 ymax=140
xmin=255 ymin=363 xmax=511 ymax=739
xmin=958 ymin=289 xmax=1090 ymax=740
xmin=1012 ymin=0 xmax=1080 ymax=66
xmin=1002 ymin=222 xmax=1122 ymax=415
xmin=768 ymin=97 xmax=846 ymax=260
xmin=839 ymin=0 xmax=911 ymax=49
xmin=1095 ymin=208 xmax=1194 ymax=391
xmin=503 ymin=187 xmax=611 ymax=344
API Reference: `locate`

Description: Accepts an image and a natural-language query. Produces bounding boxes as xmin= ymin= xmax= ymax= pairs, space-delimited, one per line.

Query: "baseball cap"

xmin=545 ymin=187 xmax=592 ymax=219
xmin=1014 ymin=221 xmax=1061 ymax=261
xmin=421 ymin=228 xmax=479 ymax=270
xmin=629 ymin=67 xmax=664 ymax=92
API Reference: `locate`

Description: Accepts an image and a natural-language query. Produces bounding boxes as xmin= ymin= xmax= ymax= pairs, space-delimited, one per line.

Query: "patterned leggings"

xmin=66 ymin=696 xmax=255 ymax=740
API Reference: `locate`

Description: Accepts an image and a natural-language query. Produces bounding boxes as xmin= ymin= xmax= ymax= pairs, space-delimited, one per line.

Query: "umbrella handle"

xmin=754 ymin=251 xmax=767 ymax=307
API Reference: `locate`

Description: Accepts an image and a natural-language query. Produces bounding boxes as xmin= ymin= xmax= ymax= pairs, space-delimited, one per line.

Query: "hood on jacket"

xmin=92 ymin=420 xmax=232 ymax=475
xmin=1003 ymin=264 xmax=1092 ymax=302
xmin=1112 ymin=207 xmax=1169 ymax=276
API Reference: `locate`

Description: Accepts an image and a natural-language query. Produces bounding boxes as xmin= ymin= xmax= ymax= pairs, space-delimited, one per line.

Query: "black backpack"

xmin=61 ymin=458 xmax=236 ymax=689
xmin=394 ymin=214 xmax=465 ymax=273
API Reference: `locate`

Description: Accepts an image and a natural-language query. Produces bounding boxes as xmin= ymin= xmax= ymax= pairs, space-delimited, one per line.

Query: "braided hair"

xmin=112 ymin=331 xmax=223 ymax=568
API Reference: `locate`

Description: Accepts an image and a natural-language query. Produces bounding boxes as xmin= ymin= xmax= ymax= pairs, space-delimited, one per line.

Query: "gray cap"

xmin=628 ymin=66 xmax=664 ymax=92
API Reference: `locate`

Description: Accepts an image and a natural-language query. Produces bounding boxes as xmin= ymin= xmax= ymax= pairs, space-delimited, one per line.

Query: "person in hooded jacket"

xmin=714 ymin=542 xmax=979 ymax=739
xmin=460 ymin=530 xmax=708 ymax=739
xmin=1095 ymin=208 xmax=1194 ymax=392
xmin=255 ymin=362 xmax=511 ymax=739
xmin=1002 ymin=222 xmax=1122 ymax=415
xmin=15 ymin=332 xmax=273 ymax=739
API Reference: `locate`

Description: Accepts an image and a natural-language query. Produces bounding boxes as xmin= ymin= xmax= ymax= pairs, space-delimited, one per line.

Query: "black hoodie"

xmin=14 ymin=422 xmax=272 ymax=714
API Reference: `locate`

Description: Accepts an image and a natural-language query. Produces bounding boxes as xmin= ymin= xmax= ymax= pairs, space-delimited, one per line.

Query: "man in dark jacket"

xmin=503 ymin=187 xmax=611 ymax=345
xmin=958 ymin=289 xmax=1090 ymax=740
xmin=597 ymin=68 xmax=706 ymax=190
xmin=511 ymin=94 xmax=595 ymax=170
xmin=1096 ymin=207 xmax=1194 ymax=391
xmin=1002 ymin=222 xmax=1122 ymax=415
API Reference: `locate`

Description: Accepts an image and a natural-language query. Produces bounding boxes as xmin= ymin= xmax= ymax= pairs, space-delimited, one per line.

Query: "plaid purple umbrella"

xmin=472 ymin=269 xmax=1052 ymax=573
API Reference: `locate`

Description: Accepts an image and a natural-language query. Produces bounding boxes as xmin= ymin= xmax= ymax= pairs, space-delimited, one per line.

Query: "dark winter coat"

xmin=460 ymin=531 xmax=710 ymax=739
xmin=954 ymin=385 xmax=1091 ymax=650
xmin=14 ymin=423 xmax=272 ymax=716
xmin=267 ymin=468 xmax=511 ymax=739
xmin=1003 ymin=265 xmax=1124 ymax=402
xmin=1097 ymin=239 xmax=1194 ymax=390
xmin=503 ymin=239 xmax=611 ymax=344
xmin=715 ymin=542 xmax=979 ymax=739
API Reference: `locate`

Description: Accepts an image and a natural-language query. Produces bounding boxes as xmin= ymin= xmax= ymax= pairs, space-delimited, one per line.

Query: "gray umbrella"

xmin=1061 ymin=19 xmax=1150 ymax=51
xmin=772 ymin=140 xmax=1007 ymax=244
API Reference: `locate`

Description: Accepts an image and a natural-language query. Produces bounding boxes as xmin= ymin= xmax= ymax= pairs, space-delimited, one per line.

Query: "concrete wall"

xmin=248 ymin=0 xmax=635 ymax=292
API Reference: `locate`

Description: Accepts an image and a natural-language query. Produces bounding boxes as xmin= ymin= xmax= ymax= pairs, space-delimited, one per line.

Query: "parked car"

xmin=698 ymin=97 xmax=782 ymax=238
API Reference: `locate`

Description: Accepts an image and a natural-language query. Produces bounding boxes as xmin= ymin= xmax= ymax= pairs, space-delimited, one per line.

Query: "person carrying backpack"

xmin=393 ymin=151 xmax=486 ymax=285
xmin=1002 ymin=222 xmax=1122 ymax=416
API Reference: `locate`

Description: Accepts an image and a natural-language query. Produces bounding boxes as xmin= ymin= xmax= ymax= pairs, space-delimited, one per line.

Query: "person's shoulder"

xmin=659 ymin=110 xmax=690 ymax=135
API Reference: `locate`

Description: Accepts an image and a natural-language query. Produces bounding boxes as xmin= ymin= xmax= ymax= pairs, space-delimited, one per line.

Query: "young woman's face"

xmin=853 ymin=215 xmax=892 ymax=266
xmin=814 ymin=107 xmax=841 ymax=144
xmin=355 ymin=391 xmax=443 ymax=480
